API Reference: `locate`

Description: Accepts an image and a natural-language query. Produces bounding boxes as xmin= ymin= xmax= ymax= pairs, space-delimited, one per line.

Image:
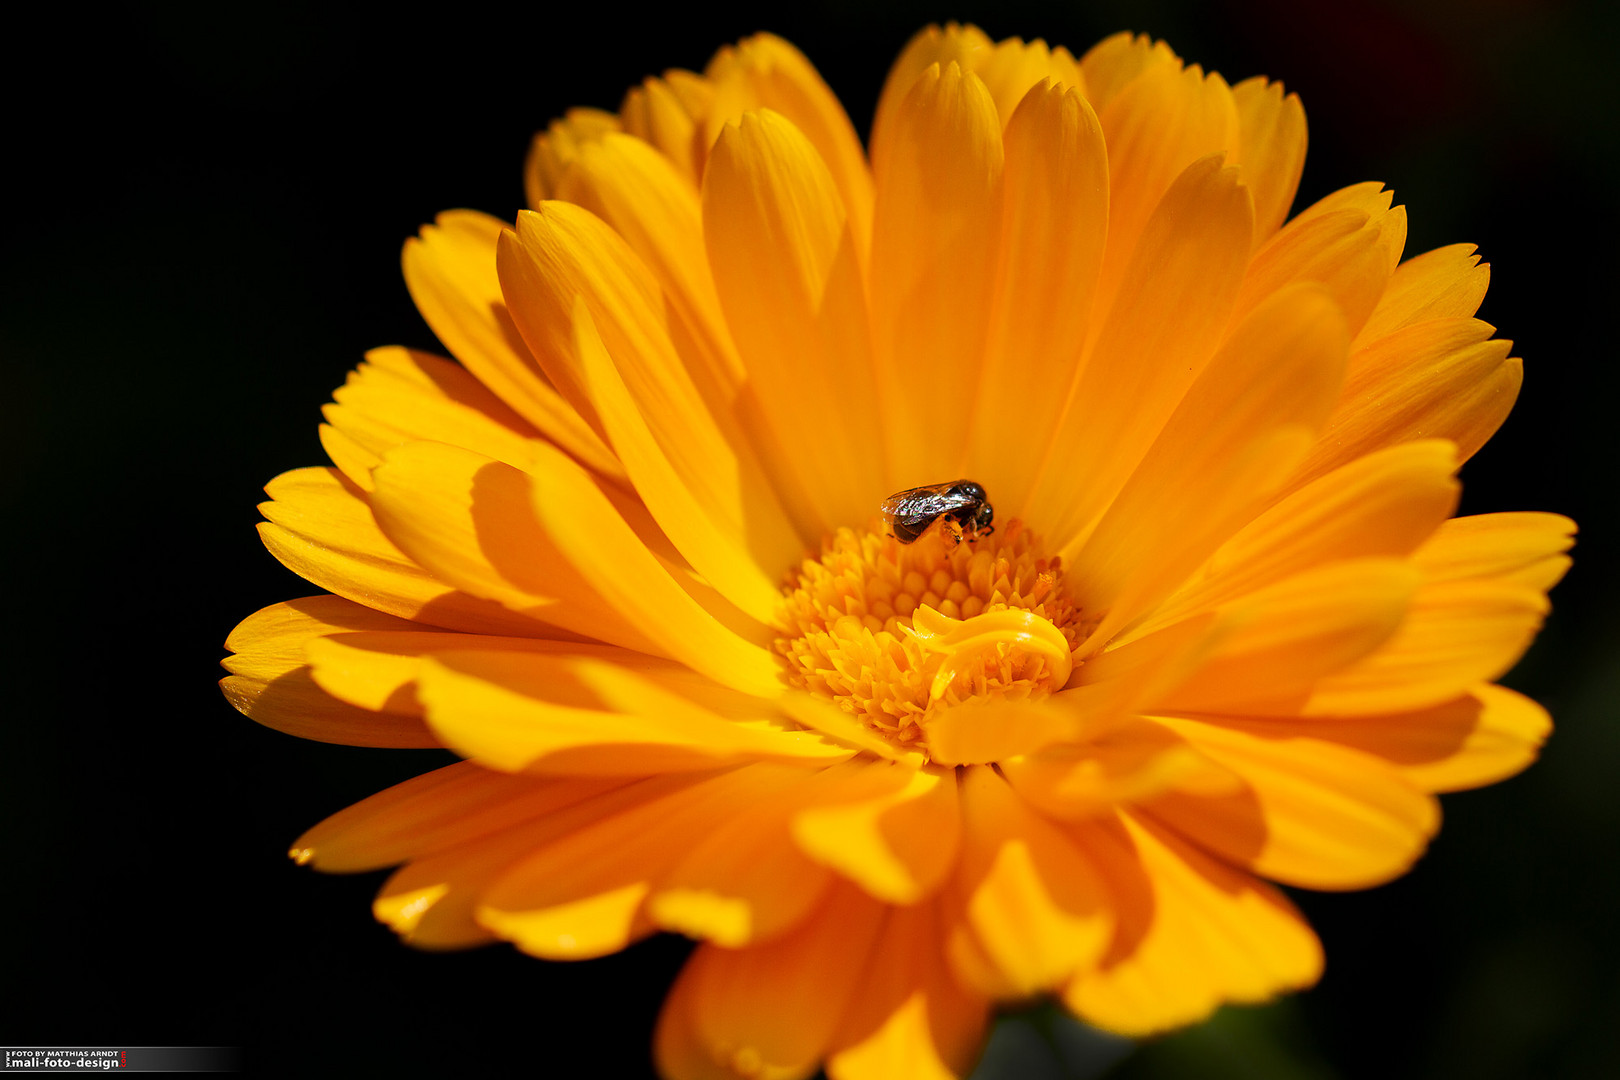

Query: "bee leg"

xmin=942 ymin=520 xmax=964 ymax=546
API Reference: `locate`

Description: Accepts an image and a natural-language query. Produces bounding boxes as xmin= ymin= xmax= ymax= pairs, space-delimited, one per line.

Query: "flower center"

xmin=776 ymin=520 xmax=1084 ymax=754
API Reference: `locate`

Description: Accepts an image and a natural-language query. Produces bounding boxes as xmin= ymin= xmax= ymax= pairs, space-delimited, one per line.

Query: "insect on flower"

xmin=881 ymin=479 xmax=996 ymax=545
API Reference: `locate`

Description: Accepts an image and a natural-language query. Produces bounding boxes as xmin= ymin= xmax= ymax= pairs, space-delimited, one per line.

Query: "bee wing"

xmin=883 ymin=488 xmax=963 ymax=520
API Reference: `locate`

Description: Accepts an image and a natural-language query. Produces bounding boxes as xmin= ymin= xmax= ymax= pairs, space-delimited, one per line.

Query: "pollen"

xmin=776 ymin=520 xmax=1085 ymax=753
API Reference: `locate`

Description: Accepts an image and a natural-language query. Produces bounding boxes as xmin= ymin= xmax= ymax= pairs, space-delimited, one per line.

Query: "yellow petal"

xmin=478 ymin=767 xmax=762 ymax=959
xmin=1067 ymin=283 xmax=1348 ymax=644
xmin=649 ymin=764 xmax=837 ymax=947
xmin=619 ymin=71 xmax=712 ymax=190
xmin=402 ymin=210 xmax=621 ymax=478
xmin=291 ymin=759 xmax=627 ymax=871
xmin=1152 ymin=559 xmax=1419 ymax=716
xmin=366 ymin=441 xmax=666 ymax=652
xmin=1143 ymin=717 xmax=1440 ymax=889
xmin=775 ymin=695 xmax=931 ymax=767
xmin=371 ymin=778 xmax=652 ymax=949
xmin=967 ymin=81 xmax=1109 ymax=521
xmin=946 ymin=766 xmax=1114 ymax=997
xmin=1025 ymin=154 xmax=1254 ymax=553
xmin=413 ymin=647 xmax=846 ymax=774
xmin=1301 ymin=316 xmax=1518 ymax=484
xmin=702 ymin=33 xmax=874 ymax=257
xmin=257 ymin=466 xmax=549 ymax=637
xmin=869 ymin=60 xmax=1003 ymax=486
xmin=1354 ymin=243 xmax=1490 ymax=347
xmin=1063 ymin=812 xmax=1322 ymax=1036
xmin=496 ymin=200 xmax=701 ymax=446
xmin=826 ymin=900 xmax=990 ymax=1080
xmin=320 ymin=346 xmax=552 ymax=492
xmin=552 ymin=131 xmax=745 ymax=407
xmin=220 ymin=596 xmax=438 ymax=747
xmin=702 ymin=110 xmax=886 ymax=530
xmin=924 ymin=696 xmax=1083 ymax=767
xmin=303 ymin=628 xmax=506 ymax=716
xmin=519 ymin=438 xmax=786 ymax=696
xmin=574 ymin=303 xmax=800 ymax=626
xmin=523 ymin=107 xmax=621 ymax=205
xmin=1229 ymin=75 xmax=1307 ymax=244
xmin=791 ymin=761 xmax=960 ymax=904
xmin=655 ymin=882 xmax=889 ymax=1080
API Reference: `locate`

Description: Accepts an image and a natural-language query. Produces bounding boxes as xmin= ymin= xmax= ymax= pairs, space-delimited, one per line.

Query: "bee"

xmin=880 ymin=480 xmax=995 ymax=545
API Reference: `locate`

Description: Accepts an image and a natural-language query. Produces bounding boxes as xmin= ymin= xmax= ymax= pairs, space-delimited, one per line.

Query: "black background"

xmin=7 ymin=1 xmax=1618 ymax=1076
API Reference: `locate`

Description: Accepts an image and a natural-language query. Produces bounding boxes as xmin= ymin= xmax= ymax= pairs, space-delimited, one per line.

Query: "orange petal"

xmin=1067 ymin=282 xmax=1348 ymax=644
xmin=1233 ymin=192 xmax=1406 ymax=340
xmin=1143 ymin=717 xmax=1440 ymax=889
xmin=1076 ymin=32 xmax=1180 ymax=114
xmin=1299 ymin=316 xmax=1519 ymax=483
xmin=1303 ymin=577 xmax=1552 ymax=716
xmin=1151 ymin=558 xmax=1419 ymax=716
xmin=702 ymin=110 xmax=885 ymax=531
xmin=1412 ymin=511 xmax=1576 ymax=592
xmin=655 ymin=881 xmax=889 ymax=1080
xmin=1229 ymin=75 xmax=1307 ymax=244
xmin=1002 ymin=720 xmax=1242 ymax=820
xmin=1062 ymin=812 xmax=1322 ymax=1036
xmin=1354 ymin=243 xmax=1490 ymax=347
xmin=495 ymin=201 xmax=664 ymax=438
xmin=869 ymin=60 xmax=1003 ymax=487
xmin=872 ymin=24 xmax=994 ymax=157
xmin=1198 ymin=684 xmax=1551 ymax=796
xmin=220 ymin=596 xmax=438 ymax=747
xmin=1090 ymin=61 xmax=1239 ymax=325
xmin=971 ymin=36 xmax=1086 ymax=126
xmin=967 ymin=80 xmax=1108 ymax=521
xmin=701 ymin=33 xmax=874 ymax=257
xmin=1135 ymin=439 xmax=1459 ymax=638
xmin=1025 ymin=154 xmax=1254 ymax=553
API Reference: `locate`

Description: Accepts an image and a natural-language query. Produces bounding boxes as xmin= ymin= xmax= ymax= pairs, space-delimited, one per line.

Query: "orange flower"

xmin=222 ymin=25 xmax=1573 ymax=1079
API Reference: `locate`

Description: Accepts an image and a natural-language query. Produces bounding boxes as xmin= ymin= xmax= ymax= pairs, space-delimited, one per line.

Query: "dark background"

xmin=6 ymin=1 xmax=1616 ymax=1076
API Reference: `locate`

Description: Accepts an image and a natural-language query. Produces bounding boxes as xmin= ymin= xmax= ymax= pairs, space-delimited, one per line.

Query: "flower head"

xmin=223 ymin=24 xmax=1573 ymax=1079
